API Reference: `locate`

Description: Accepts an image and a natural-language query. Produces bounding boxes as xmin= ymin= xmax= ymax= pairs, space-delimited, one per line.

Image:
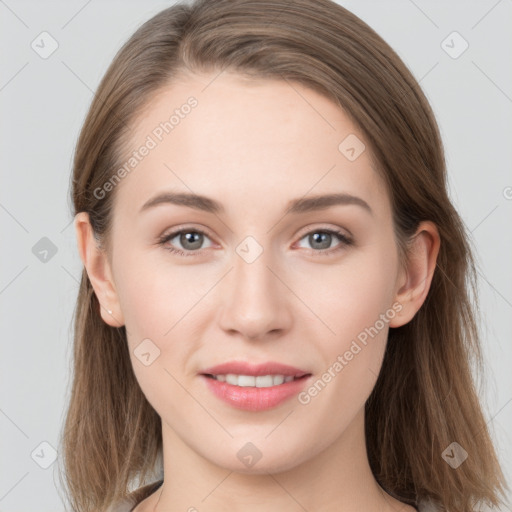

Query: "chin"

xmin=204 ymin=439 xmax=316 ymax=476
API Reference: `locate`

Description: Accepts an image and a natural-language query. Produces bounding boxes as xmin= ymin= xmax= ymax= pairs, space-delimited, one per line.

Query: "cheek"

xmin=113 ymin=253 xmax=193 ymax=412
xmin=314 ymin=245 xmax=398 ymax=344
xmin=113 ymin=249 xmax=204 ymax=378
xmin=113 ymin=247 xmax=190 ymax=337
xmin=306 ymin=238 xmax=398 ymax=395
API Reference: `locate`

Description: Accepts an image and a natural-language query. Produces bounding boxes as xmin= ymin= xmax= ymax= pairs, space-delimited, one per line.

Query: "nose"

xmin=218 ymin=243 xmax=293 ymax=341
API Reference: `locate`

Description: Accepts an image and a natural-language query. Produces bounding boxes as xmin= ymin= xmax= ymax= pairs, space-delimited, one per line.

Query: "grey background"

xmin=1 ymin=0 xmax=511 ymax=510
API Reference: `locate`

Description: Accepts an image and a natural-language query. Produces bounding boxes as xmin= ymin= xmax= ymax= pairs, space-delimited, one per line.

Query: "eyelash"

xmin=156 ymin=226 xmax=353 ymax=258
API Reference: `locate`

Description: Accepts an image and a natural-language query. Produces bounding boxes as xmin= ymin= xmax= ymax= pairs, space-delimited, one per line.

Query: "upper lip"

xmin=200 ymin=361 xmax=311 ymax=378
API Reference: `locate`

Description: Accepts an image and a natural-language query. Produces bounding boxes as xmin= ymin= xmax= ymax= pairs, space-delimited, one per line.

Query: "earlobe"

xmin=74 ymin=212 xmax=124 ymax=327
xmin=389 ymin=221 xmax=440 ymax=328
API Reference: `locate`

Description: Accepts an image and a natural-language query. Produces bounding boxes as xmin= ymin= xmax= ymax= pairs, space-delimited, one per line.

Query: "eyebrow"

xmin=139 ymin=191 xmax=373 ymax=216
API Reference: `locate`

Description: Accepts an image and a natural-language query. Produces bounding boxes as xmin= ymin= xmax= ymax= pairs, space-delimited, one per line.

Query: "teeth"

xmin=212 ymin=374 xmax=296 ymax=387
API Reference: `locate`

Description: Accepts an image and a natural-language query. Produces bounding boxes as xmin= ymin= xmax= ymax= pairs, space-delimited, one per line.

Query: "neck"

xmin=142 ymin=407 xmax=413 ymax=512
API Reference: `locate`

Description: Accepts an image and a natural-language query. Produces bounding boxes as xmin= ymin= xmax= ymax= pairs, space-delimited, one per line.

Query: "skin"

xmin=75 ymin=71 xmax=440 ymax=512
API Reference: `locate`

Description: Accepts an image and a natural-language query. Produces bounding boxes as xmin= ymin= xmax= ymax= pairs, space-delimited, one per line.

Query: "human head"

xmin=60 ymin=1 xmax=507 ymax=511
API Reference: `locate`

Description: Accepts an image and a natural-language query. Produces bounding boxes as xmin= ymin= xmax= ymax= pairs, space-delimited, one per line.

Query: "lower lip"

xmin=200 ymin=374 xmax=312 ymax=411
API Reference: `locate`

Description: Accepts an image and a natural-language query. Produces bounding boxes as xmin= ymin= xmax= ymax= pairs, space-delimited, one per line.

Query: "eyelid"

xmin=294 ymin=222 xmax=352 ymax=240
xmin=159 ymin=223 xmax=215 ymax=241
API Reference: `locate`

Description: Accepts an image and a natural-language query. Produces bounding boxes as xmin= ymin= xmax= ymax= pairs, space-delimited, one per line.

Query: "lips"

xmin=199 ymin=360 xmax=312 ymax=411
xmin=200 ymin=360 xmax=310 ymax=378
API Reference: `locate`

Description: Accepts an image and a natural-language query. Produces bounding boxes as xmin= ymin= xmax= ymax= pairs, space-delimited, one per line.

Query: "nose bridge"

xmin=218 ymin=236 xmax=291 ymax=339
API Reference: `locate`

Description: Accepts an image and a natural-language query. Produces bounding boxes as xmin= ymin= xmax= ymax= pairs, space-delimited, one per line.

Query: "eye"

xmin=157 ymin=226 xmax=353 ymax=258
xmin=295 ymin=228 xmax=353 ymax=255
xmin=157 ymin=228 xmax=213 ymax=256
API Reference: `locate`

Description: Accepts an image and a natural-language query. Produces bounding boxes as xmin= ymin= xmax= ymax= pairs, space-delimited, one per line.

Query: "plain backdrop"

xmin=1 ymin=0 xmax=511 ymax=510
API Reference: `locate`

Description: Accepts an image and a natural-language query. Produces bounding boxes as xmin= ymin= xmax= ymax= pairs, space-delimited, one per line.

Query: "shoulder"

xmin=108 ymin=496 xmax=134 ymax=512
xmin=107 ymin=480 xmax=164 ymax=512
xmin=417 ymin=497 xmax=441 ymax=512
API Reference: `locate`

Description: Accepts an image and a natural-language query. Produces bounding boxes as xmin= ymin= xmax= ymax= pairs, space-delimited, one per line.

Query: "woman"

xmin=59 ymin=0 xmax=508 ymax=511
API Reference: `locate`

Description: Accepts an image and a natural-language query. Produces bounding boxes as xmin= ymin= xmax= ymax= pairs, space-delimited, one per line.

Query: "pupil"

xmin=181 ymin=232 xmax=203 ymax=250
xmin=311 ymin=232 xmax=331 ymax=250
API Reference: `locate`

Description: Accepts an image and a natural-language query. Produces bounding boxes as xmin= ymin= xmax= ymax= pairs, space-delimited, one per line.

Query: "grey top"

xmin=109 ymin=480 xmax=163 ymax=512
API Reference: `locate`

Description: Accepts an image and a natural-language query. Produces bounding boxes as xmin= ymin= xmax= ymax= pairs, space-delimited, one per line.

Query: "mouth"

xmin=199 ymin=360 xmax=312 ymax=412
xmin=198 ymin=361 xmax=312 ymax=411
xmin=202 ymin=373 xmax=310 ymax=387
xmin=200 ymin=360 xmax=310 ymax=379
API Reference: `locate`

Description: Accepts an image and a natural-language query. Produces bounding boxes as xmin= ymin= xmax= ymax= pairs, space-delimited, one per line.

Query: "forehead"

xmin=112 ymin=71 xmax=388 ymax=219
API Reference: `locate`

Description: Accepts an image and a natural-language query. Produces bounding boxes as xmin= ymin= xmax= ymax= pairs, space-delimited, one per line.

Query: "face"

xmin=86 ymin=71 xmax=410 ymax=474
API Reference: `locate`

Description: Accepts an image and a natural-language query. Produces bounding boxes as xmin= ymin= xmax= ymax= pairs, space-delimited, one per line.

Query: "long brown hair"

xmin=58 ymin=0 xmax=508 ymax=510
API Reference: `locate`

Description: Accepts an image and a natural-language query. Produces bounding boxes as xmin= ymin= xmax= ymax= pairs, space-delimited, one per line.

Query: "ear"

xmin=389 ymin=220 xmax=440 ymax=328
xmin=74 ymin=212 xmax=124 ymax=327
